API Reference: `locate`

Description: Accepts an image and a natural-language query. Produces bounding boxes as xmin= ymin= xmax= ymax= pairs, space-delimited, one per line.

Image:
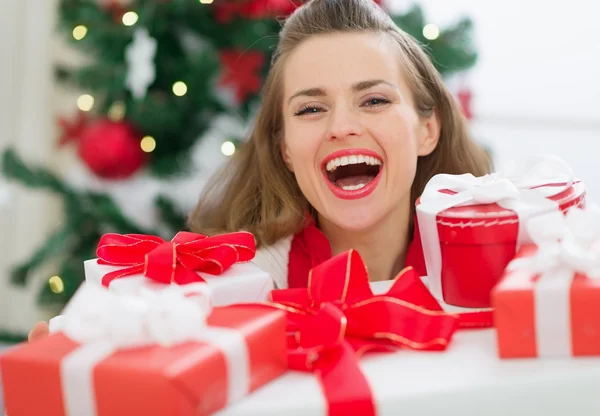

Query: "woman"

xmin=28 ymin=0 xmax=490 ymax=341
xmin=188 ymin=0 xmax=490 ymax=289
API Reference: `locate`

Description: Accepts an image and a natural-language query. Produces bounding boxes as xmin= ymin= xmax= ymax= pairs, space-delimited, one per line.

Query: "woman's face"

xmin=281 ymin=32 xmax=439 ymax=232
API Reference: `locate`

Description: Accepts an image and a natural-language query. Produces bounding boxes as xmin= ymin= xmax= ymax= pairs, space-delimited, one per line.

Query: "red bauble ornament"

xmin=78 ymin=119 xmax=147 ymax=179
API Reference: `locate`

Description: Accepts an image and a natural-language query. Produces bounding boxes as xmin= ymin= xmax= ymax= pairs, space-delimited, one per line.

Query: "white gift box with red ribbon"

xmin=84 ymin=258 xmax=273 ymax=307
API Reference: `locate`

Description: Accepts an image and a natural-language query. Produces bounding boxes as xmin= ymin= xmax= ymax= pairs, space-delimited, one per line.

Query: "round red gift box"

xmin=416 ymin=182 xmax=586 ymax=308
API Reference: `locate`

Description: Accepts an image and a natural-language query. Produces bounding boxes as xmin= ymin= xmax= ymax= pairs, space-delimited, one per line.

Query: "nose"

xmin=326 ymin=103 xmax=364 ymax=141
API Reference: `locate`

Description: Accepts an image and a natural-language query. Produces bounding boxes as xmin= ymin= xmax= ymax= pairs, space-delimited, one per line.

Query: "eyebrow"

xmin=286 ymin=79 xmax=398 ymax=106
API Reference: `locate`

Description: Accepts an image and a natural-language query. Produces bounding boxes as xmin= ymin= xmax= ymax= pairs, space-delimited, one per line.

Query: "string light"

xmin=140 ymin=136 xmax=156 ymax=153
xmin=108 ymin=101 xmax=126 ymax=121
xmin=72 ymin=25 xmax=88 ymax=40
xmin=172 ymin=81 xmax=188 ymax=97
xmin=77 ymin=94 xmax=95 ymax=112
xmin=199 ymin=0 xmax=214 ymax=3
xmin=122 ymin=11 xmax=139 ymax=26
xmin=221 ymin=141 xmax=236 ymax=156
xmin=48 ymin=276 xmax=65 ymax=294
xmin=423 ymin=24 xmax=440 ymax=40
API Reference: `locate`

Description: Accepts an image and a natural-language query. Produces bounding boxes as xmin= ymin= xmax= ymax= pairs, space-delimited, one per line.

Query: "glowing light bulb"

xmin=423 ymin=24 xmax=440 ymax=40
xmin=221 ymin=141 xmax=236 ymax=156
xmin=172 ymin=81 xmax=188 ymax=97
xmin=122 ymin=11 xmax=139 ymax=26
xmin=73 ymin=25 xmax=88 ymax=40
xmin=140 ymin=136 xmax=156 ymax=153
xmin=199 ymin=0 xmax=214 ymax=3
xmin=77 ymin=94 xmax=95 ymax=112
xmin=108 ymin=101 xmax=126 ymax=121
xmin=49 ymin=276 xmax=65 ymax=294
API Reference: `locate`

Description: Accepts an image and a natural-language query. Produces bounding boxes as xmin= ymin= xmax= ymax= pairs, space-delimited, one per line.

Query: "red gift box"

xmin=0 ymin=286 xmax=286 ymax=416
xmin=492 ymin=207 xmax=600 ymax=358
xmin=416 ymin=156 xmax=585 ymax=308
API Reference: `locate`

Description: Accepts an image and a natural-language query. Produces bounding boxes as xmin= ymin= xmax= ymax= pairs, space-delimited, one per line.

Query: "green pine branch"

xmin=9 ymin=223 xmax=75 ymax=286
xmin=0 ymin=331 xmax=27 ymax=344
xmin=1 ymin=148 xmax=73 ymax=196
xmin=1 ymin=147 xmax=166 ymax=304
xmin=393 ymin=5 xmax=478 ymax=75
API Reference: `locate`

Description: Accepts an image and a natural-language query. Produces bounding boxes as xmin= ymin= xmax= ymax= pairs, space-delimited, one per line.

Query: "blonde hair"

xmin=188 ymin=0 xmax=491 ymax=246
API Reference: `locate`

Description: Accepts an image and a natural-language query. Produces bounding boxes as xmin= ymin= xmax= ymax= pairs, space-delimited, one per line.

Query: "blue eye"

xmin=363 ymin=97 xmax=392 ymax=107
xmin=294 ymin=105 xmax=324 ymax=116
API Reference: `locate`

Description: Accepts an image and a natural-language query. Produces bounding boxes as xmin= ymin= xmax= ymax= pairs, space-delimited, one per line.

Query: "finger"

xmin=28 ymin=321 xmax=49 ymax=342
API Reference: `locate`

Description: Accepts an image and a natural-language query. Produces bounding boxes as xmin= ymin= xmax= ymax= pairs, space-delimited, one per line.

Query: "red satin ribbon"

xmin=270 ymin=250 xmax=459 ymax=416
xmin=95 ymin=231 xmax=256 ymax=286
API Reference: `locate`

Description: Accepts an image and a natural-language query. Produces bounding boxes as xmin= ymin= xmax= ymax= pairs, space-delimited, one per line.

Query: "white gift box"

xmin=216 ymin=280 xmax=600 ymax=416
xmin=49 ymin=260 xmax=274 ymax=334
xmin=83 ymin=258 xmax=273 ymax=307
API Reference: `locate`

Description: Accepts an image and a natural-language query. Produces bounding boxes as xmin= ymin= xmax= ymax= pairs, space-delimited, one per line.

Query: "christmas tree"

xmin=1 ymin=0 xmax=478 ymax=308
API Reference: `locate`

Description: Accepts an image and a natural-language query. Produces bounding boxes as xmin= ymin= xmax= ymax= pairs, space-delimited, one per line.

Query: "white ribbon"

xmin=507 ymin=205 xmax=600 ymax=356
xmin=416 ymin=154 xmax=575 ymax=302
xmin=57 ymin=283 xmax=250 ymax=415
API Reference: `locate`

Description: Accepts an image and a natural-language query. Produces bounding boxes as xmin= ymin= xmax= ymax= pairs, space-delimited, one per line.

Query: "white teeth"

xmin=325 ymin=154 xmax=383 ymax=172
xmin=341 ymin=183 xmax=367 ymax=191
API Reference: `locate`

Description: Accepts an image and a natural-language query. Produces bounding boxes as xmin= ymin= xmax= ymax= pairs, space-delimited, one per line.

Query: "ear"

xmin=280 ymin=138 xmax=294 ymax=172
xmin=417 ymin=107 xmax=441 ymax=156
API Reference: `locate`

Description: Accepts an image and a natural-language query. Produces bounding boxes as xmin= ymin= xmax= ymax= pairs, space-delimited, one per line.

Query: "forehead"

xmin=283 ymin=32 xmax=403 ymax=95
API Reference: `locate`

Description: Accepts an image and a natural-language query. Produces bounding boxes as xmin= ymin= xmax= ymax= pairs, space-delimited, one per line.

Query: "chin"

xmin=324 ymin=204 xmax=385 ymax=233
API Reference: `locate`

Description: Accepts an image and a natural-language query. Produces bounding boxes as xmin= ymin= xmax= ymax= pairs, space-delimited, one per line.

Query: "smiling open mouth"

xmin=324 ymin=154 xmax=382 ymax=190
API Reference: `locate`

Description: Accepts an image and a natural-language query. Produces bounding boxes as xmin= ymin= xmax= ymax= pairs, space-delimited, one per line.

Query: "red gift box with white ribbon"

xmin=0 ymin=283 xmax=287 ymax=416
xmin=493 ymin=206 xmax=600 ymax=358
xmin=416 ymin=155 xmax=585 ymax=308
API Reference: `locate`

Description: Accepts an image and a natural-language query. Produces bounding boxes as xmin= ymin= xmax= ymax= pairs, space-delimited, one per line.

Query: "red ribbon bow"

xmin=269 ymin=250 xmax=459 ymax=416
xmin=96 ymin=231 xmax=256 ymax=286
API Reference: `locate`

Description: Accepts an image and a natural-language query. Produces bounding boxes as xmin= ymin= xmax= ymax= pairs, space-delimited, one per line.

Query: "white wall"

xmin=0 ymin=0 xmax=62 ymax=332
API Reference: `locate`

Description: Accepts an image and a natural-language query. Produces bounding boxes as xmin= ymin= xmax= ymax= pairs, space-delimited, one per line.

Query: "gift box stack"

xmin=0 ymin=230 xmax=289 ymax=416
xmin=0 ymin=231 xmax=464 ymax=415
xmin=413 ymin=154 xmax=600 ymax=361
xmin=2 ymin=154 xmax=600 ymax=416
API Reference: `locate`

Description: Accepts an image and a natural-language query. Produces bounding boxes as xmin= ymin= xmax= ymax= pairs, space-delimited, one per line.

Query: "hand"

xmin=28 ymin=321 xmax=49 ymax=342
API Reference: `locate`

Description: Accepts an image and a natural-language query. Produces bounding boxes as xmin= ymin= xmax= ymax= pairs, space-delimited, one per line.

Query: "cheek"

xmin=375 ymin=110 xmax=421 ymax=188
xmin=284 ymin=125 xmax=322 ymax=169
xmin=376 ymin=109 xmax=421 ymax=155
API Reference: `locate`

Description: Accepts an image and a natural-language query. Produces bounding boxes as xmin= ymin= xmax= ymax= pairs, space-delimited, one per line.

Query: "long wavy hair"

xmin=188 ymin=0 xmax=491 ymax=246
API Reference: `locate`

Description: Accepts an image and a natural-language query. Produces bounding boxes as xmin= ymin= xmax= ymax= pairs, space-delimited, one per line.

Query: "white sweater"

xmin=250 ymin=235 xmax=293 ymax=290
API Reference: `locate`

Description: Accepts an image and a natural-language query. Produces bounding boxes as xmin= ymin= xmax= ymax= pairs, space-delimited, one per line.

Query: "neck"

xmin=318 ymin=199 xmax=412 ymax=282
